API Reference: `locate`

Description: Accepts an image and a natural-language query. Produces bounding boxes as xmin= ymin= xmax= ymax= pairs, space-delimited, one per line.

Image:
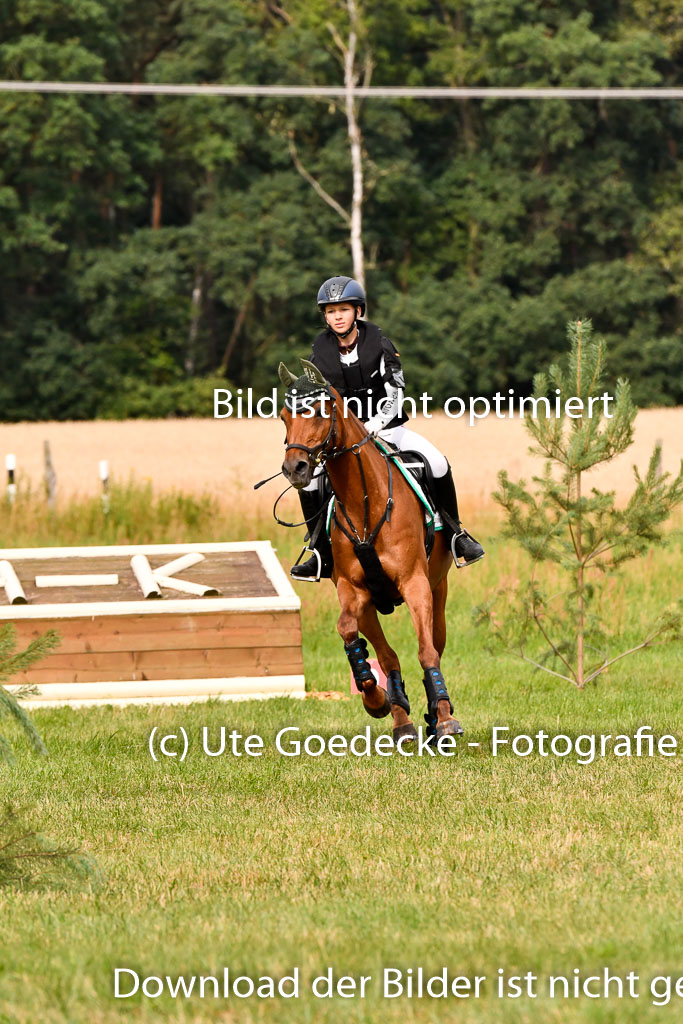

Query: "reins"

xmin=289 ymin=392 xmax=395 ymax=547
xmin=256 ymin=388 xmax=395 ymax=546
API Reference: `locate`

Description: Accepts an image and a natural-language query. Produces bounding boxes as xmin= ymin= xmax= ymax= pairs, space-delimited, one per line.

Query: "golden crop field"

xmin=1 ymin=407 xmax=681 ymax=518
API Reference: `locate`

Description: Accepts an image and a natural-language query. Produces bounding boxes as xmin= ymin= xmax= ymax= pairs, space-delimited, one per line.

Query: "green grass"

xmin=1 ymin=488 xmax=682 ymax=1023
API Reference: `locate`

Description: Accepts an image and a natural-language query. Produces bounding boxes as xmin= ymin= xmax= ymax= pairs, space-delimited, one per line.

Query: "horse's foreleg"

xmin=357 ymin=603 xmax=417 ymax=744
xmin=336 ymin=578 xmax=391 ymax=719
xmin=400 ymin=574 xmax=439 ymax=667
xmin=401 ymin=574 xmax=463 ymax=740
xmin=335 ymin=577 xmax=359 ymax=645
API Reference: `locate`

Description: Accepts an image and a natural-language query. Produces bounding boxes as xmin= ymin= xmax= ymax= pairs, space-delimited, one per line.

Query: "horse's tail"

xmin=353 ymin=542 xmax=402 ymax=616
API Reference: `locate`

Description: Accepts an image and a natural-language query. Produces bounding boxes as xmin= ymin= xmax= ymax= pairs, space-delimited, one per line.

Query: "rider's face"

xmin=324 ymin=303 xmax=357 ymax=337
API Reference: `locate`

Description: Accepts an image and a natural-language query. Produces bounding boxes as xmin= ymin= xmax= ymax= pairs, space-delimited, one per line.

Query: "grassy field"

xmin=1 ymin=484 xmax=682 ymax=1023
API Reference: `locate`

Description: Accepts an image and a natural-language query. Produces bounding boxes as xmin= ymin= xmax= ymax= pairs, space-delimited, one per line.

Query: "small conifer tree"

xmin=0 ymin=624 xmax=60 ymax=762
xmin=478 ymin=320 xmax=683 ymax=687
xmin=0 ymin=803 xmax=100 ymax=888
xmin=0 ymin=629 xmax=99 ymax=888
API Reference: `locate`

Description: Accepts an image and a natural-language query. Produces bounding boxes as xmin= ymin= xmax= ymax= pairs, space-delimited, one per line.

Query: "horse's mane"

xmin=328 ymin=386 xmax=372 ymax=445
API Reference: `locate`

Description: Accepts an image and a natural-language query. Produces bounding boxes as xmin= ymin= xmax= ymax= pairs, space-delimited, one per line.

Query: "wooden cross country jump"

xmin=0 ymin=541 xmax=304 ymax=707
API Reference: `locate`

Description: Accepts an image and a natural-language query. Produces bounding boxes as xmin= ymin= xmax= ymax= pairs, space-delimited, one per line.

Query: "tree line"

xmin=0 ymin=0 xmax=681 ymax=421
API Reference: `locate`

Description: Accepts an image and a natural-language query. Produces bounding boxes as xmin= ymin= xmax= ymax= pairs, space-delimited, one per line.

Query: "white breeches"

xmin=378 ymin=425 xmax=449 ymax=479
xmin=303 ymin=424 xmax=448 ymax=491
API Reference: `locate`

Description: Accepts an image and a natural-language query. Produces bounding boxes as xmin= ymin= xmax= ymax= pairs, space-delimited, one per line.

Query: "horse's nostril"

xmin=282 ymin=459 xmax=310 ymax=481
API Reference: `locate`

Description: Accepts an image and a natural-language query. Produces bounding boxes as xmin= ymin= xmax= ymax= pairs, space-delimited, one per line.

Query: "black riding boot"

xmin=432 ymin=467 xmax=485 ymax=567
xmin=290 ymin=490 xmax=333 ymax=581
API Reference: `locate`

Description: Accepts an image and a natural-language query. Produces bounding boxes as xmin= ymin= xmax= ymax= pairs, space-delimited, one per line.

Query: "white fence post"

xmin=99 ymin=459 xmax=110 ymax=514
xmin=5 ymin=453 xmax=16 ymax=504
xmin=44 ymin=440 xmax=57 ymax=510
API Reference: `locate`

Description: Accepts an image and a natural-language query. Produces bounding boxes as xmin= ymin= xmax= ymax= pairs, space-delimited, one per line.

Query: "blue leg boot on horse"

xmin=386 ymin=669 xmax=418 ymax=744
xmin=422 ymin=666 xmax=464 ymax=743
xmin=344 ymin=637 xmax=391 ymax=719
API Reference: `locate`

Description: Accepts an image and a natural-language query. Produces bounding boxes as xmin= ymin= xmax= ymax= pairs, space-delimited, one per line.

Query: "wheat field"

xmin=1 ymin=408 xmax=681 ymax=518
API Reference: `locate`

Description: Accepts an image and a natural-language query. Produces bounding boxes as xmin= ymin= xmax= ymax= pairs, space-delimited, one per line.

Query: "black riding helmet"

xmin=317 ymin=276 xmax=366 ymax=317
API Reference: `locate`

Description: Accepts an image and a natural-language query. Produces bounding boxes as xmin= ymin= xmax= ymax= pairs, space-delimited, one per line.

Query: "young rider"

xmin=290 ymin=275 xmax=485 ymax=580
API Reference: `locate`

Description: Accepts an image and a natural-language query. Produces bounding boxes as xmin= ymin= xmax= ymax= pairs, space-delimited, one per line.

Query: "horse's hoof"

xmin=436 ymin=718 xmax=464 ymax=739
xmin=362 ymin=689 xmax=392 ymax=719
xmin=392 ymin=723 xmax=418 ymax=745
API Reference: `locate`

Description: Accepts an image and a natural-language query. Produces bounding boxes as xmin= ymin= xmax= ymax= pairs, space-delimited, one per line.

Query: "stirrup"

xmin=290 ymin=546 xmax=322 ymax=582
xmin=451 ymin=528 xmax=485 ymax=569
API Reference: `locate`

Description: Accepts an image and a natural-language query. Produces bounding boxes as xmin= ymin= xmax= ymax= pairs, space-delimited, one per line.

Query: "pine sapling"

xmin=0 ymin=630 xmax=100 ymax=889
xmin=477 ymin=319 xmax=683 ymax=687
xmin=0 ymin=803 xmax=100 ymax=889
xmin=0 ymin=623 xmax=60 ymax=763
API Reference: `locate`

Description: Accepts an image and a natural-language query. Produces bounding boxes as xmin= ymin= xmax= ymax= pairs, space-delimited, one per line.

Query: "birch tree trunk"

xmin=289 ymin=0 xmax=368 ymax=289
xmin=186 ymin=272 xmax=202 ymax=376
xmin=344 ymin=0 xmax=365 ymax=291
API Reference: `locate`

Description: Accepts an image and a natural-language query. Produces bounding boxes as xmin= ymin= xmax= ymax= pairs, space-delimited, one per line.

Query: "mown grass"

xmin=0 ymin=486 xmax=682 ymax=1024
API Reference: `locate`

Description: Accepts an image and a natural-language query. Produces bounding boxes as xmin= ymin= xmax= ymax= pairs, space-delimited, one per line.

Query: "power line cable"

xmin=0 ymin=81 xmax=681 ymax=99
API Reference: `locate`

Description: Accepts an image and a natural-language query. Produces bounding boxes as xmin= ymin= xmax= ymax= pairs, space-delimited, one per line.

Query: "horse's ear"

xmin=278 ymin=362 xmax=298 ymax=387
xmin=300 ymin=358 xmax=327 ymax=385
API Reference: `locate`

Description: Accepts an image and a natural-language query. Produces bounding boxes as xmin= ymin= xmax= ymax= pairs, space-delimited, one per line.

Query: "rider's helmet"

xmin=317 ymin=276 xmax=366 ymax=316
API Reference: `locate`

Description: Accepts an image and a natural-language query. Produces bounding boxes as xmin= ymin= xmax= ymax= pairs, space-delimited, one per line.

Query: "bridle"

xmin=282 ymin=388 xmax=395 ymax=547
xmin=283 ymin=386 xmax=340 ymax=468
xmin=283 ymin=387 xmax=378 ymax=469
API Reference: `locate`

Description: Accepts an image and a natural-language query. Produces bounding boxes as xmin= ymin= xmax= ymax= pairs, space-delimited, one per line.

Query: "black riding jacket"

xmin=309 ymin=321 xmax=408 ymax=429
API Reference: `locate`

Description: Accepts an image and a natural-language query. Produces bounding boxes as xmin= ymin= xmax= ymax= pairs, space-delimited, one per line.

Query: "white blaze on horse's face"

xmin=280 ymin=402 xmax=331 ymax=489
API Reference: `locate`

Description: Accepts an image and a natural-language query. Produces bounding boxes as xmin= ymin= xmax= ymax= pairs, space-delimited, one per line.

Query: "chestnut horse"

xmin=279 ymin=360 xmax=463 ymax=744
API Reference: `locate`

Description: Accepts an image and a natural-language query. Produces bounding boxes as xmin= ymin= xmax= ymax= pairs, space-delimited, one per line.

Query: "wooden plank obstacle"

xmin=0 ymin=541 xmax=305 ymax=707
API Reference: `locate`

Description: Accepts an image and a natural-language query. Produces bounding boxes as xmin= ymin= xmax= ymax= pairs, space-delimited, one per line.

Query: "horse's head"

xmin=279 ymin=360 xmax=336 ymax=489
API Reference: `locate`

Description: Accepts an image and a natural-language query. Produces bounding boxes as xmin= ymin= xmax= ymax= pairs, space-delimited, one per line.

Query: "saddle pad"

xmin=325 ymin=441 xmax=442 ymax=535
xmin=373 ymin=440 xmax=440 ymax=526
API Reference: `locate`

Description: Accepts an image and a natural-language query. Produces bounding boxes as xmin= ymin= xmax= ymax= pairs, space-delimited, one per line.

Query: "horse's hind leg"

xmin=336 ymin=578 xmax=391 ymax=719
xmin=433 ymin=575 xmax=448 ymax=657
xmin=357 ymin=603 xmax=418 ymax=744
